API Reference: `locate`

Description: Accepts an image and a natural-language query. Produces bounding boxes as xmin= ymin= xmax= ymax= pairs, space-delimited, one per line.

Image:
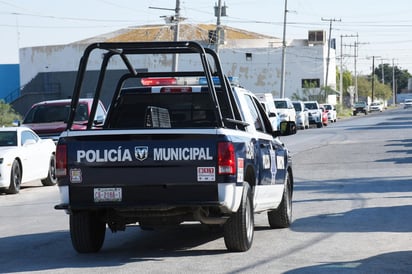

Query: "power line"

xmin=0 ymin=11 xmax=136 ymax=23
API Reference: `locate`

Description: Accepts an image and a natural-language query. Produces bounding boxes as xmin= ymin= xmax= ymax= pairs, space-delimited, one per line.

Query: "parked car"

xmin=320 ymin=106 xmax=329 ymax=126
xmin=256 ymin=93 xmax=280 ymax=131
xmin=274 ymin=98 xmax=296 ymax=122
xmin=0 ymin=126 xmax=56 ymax=194
xmin=303 ymin=101 xmax=323 ymax=128
xmin=292 ymin=100 xmax=309 ymax=129
xmin=370 ymin=101 xmax=384 ymax=112
xmin=404 ymin=99 xmax=412 ymax=109
xmin=321 ymin=103 xmax=337 ymax=122
xmin=352 ymin=101 xmax=368 ymax=116
xmin=22 ymin=98 xmax=107 ymax=142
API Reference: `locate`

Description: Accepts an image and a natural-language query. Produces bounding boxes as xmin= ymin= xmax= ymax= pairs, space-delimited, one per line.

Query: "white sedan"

xmin=0 ymin=126 xmax=56 ymax=194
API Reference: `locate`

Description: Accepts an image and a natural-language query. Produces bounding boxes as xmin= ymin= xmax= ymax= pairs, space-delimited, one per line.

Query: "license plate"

xmin=94 ymin=188 xmax=122 ymax=202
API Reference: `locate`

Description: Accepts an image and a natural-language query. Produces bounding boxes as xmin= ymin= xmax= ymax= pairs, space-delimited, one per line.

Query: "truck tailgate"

xmin=61 ymin=131 xmax=226 ymax=207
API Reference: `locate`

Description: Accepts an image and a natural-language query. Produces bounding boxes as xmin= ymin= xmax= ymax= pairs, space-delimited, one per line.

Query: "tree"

xmin=356 ymin=76 xmax=371 ymax=100
xmin=374 ymin=64 xmax=411 ymax=93
xmin=356 ymin=75 xmax=392 ymax=101
xmin=373 ymin=77 xmax=392 ymax=101
xmin=336 ymin=67 xmax=353 ymax=96
xmin=0 ymin=101 xmax=22 ymax=126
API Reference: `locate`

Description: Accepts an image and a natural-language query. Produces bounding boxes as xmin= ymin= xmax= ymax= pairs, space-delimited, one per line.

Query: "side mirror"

xmin=94 ymin=115 xmax=106 ymax=126
xmin=268 ymin=112 xmax=277 ymax=117
xmin=274 ymin=121 xmax=297 ymax=137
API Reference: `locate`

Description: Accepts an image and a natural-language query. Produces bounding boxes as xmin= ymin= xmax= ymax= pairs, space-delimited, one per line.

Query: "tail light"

xmin=56 ymin=144 xmax=67 ymax=177
xmin=218 ymin=142 xmax=235 ymax=175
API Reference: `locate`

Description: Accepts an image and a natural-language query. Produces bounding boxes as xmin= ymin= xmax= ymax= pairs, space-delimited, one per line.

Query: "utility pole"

xmin=340 ymin=35 xmax=343 ymax=104
xmin=321 ymin=18 xmax=341 ymax=93
xmin=354 ymin=38 xmax=368 ymax=102
xmin=214 ymin=1 xmax=228 ymax=54
xmin=280 ymin=0 xmax=288 ymax=98
xmin=372 ymin=56 xmax=376 ymax=102
xmin=370 ymin=55 xmax=381 ymax=102
xmin=354 ymin=41 xmax=358 ymax=102
xmin=172 ymin=0 xmax=181 ymax=71
xmin=149 ymin=0 xmax=181 ymax=71
xmin=392 ymin=58 xmax=396 ymax=105
xmin=339 ymin=34 xmax=357 ymax=105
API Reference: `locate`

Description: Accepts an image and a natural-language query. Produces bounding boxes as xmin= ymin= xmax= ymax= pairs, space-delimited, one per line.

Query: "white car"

xmin=0 ymin=127 xmax=57 ymax=194
xmin=256 ymin=93 xmax=280 ymax=131
xmin=304 ymin=101 xmax=323 ymax=128
xmin=370 ymin=102 xmax=384 ymax=112
xmin=274 ymin=98 xmax=296 ymax=122
xmin=321 ymin=103 xmax=337 ymax=122
xmin=404 ymin=99 xmax=412 ymax=109
xmin=292 ymin=100 xmax=309 ymax=129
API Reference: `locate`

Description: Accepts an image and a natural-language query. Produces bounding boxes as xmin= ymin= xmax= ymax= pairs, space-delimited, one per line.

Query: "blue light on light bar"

xmin=198 ymin=76 xmax=239 ymax=86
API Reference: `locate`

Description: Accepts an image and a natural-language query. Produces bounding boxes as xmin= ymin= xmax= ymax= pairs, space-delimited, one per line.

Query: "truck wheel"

xmin=70 ymin=211 xmax=106 ymax=253
xmin=316 ymin=122 xmax=323 ymax=128
xmin=41 ymin=154 xmax=57 ymax=186
xmin=223 ymin=183 xmax=254 ymax=252
xmin=268 ymin=170 xmax=292 ymax=228
xmin=6 ymin=160 xmax=21 ymax=194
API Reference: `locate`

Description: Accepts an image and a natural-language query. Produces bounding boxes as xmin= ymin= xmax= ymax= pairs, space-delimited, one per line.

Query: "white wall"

xmin=19 ymin=44 xmax=87 ymax=86
xmin=19 ymin=39 xmax=336 ymax=100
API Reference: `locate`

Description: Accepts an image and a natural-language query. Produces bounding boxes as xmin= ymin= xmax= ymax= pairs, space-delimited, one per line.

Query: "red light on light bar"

xmin=141 ymin=77 xmax=177 ymax=86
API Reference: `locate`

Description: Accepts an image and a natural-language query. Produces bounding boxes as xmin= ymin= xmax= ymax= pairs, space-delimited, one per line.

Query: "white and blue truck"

xmin=54 ymin=41 xmax=296 ymax=253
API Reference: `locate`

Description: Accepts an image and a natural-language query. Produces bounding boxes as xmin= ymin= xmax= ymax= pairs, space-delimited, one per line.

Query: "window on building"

xmin=302 ymin=79 xmax=320 ymax=88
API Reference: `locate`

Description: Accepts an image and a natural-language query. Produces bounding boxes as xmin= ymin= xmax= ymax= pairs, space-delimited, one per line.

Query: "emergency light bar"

xmin=140 ymin=76 xmax=239 ymax=87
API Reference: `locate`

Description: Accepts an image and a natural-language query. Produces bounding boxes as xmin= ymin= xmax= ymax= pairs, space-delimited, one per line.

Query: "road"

xmin=1 ymin=108 xmax=411 ymax=273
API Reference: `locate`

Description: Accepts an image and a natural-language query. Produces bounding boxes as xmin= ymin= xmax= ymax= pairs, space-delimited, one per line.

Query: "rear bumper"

xmin=55 ymin=183 xmax=243 ymax=214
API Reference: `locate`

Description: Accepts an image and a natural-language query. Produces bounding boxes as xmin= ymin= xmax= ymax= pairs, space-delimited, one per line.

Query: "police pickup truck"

xmin=54 ymin=41 xmax=296 ymax=253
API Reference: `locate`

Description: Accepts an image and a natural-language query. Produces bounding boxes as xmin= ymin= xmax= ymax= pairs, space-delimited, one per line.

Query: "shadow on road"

xmin=0 ymin=224 xmax=225 ymax=273
xmin=292 ymin=175 xmax=412 ymax=233
xmin=284 ymin=250 xmax=412 ymax=274
xmin=291 ymin=204 xmax=412 ymax=233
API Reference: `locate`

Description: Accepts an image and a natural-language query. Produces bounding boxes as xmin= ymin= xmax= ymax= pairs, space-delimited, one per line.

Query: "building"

xmin=0 ymin=64 xmax=20 ymax=102
xmin=13 ymin=24 xmax=336 ymax=115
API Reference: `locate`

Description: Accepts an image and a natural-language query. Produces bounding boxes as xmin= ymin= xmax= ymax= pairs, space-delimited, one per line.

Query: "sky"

xmin=1 ymin=0 xmax=411 ymax=75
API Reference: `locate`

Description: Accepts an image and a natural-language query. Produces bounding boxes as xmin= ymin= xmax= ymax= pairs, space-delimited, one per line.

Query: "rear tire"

xmin=223 ymin=183 xmax=254 ymax=252
xmin=70 ymin=211 xmax=106 ymax=253
xmin=41 ymin=154 xmax=57 ymax=186
xmin=6 ymin=160 xmax=21 ymax=194
xmin=268 ymin=170 xmax=293 ymax=228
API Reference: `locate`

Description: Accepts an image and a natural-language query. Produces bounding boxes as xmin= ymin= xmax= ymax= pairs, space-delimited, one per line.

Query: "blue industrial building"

xmin=0 ymin=64 xmax=20 ymax=103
